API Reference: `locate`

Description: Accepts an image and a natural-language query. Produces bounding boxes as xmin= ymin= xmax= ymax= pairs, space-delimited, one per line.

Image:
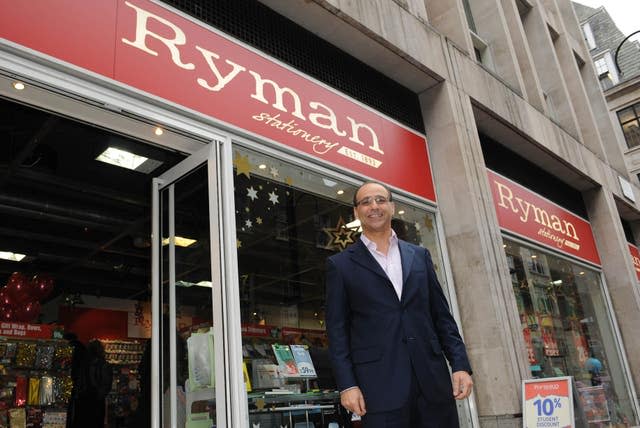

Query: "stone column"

xmin=583 ymin=187 xmax=640 ymax=392
xmin=420 ymin=80 xmax=529 ymax=427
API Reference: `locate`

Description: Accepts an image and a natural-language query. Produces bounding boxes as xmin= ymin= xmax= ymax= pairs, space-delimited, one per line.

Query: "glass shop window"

xmin=504 ymin=238 xmax=637 ymax=426
xmin=231 ymin=144 xmax=447 ymax=427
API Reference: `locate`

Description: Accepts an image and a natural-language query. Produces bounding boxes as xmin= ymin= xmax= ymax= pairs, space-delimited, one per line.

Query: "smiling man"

xmin=325 ymin=181 xmax=473 ymax=427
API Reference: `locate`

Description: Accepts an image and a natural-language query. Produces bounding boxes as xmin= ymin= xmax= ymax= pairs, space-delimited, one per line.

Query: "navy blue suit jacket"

xmin=325 ymin=238 xmax=472 ymax=413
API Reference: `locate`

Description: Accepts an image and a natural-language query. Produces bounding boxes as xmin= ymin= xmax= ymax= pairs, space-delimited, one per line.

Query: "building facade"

xmin=574 ymin=2 xmax=640 ymax=195
xmin=0 ymin=0 xmax=639 ymax=427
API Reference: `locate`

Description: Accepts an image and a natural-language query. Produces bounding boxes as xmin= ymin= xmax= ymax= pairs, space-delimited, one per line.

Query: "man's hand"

xmin=340 ymin=387 xmax=367 ymax=416
xmin=452 ymin=371 xmax=473 ymax=400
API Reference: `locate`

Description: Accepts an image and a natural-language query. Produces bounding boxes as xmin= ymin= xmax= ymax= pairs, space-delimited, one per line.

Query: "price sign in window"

xmin=523 ymin=377 xmax=574 ymax=428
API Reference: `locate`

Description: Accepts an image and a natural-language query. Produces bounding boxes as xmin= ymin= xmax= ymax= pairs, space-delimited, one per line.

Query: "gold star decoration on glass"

xmin=324 ymin=216 xmax=357 ymax=251
xmin=233 ymin=152 xmax=252 ymax=178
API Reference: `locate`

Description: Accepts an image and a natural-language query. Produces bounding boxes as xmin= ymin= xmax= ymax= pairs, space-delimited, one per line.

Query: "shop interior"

xmin=0 ymin=89 xmax=189 ymax=427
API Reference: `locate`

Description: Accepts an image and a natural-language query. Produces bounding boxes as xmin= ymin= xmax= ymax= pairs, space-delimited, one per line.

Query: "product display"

xmin=0 ymin=335 xmax=71 ymax=428
xmin=99 ymin=339 xmax=145 ymax=427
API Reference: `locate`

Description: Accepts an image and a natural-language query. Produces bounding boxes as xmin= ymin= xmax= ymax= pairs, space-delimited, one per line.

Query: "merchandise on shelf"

xmin=98 ymin=338 xmax=146 ymax=427
xmin=0 ymin=331 xmax=73 ymax=428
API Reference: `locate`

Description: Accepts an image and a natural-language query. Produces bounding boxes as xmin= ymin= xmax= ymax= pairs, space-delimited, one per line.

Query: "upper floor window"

xmin=462 ymin=0 xmax=477 ymax=33
xmin=617 ymin=102 xmax=640 ymax=149
xmin=594 ymin=57 xmax=608 ymax=75
xmin=583 ymin=22 xmax=596 ymax=50
xmin=594 ymin=53 xmax=619 ymax=90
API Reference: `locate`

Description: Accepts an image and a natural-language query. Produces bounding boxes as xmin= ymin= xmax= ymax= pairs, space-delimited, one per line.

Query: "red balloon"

xmin=31 ymin=274 xmax=55 ymax=300
xmin=6 ymin=272 xmax=30 ymax=304
xmin=0 ymin=305 xmax=15 ymax=321
xmin=0 ymin=289 xmax=13 ymax=307
xmin=14 ymin=300 xmax=41 ymax=322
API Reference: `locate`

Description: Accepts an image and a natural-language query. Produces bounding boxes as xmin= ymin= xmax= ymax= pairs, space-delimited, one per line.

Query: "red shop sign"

xmin=0 ymin=0 xmax=435 ymax=202
xmin=628 ymin=243 xmax=640 ymax=281
xmin=487 ymin=170 xmax=601 ymax=266
xmin=0 ymin=322 xmax=56 ymax=339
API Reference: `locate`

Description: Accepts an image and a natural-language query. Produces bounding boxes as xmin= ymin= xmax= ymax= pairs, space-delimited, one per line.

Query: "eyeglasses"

xmin=355 ymin=195 xmax=391 ymax=207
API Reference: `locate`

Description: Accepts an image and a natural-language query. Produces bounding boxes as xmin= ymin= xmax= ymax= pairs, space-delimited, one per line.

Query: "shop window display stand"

xmin=0 ymin=335 xmax=72 ymax=427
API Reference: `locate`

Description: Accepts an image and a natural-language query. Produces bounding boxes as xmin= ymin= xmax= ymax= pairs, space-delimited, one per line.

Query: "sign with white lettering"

xmin=628 ymin=243 xmax=640 ymax=281
xmin=0 ymin=322 xmax=56 ymax=339
xmin=0 ymin=0 xmax=436 ymax=202
xmin=523 ymin=377 xmax=574 ymax=428
xmin=487 ymin=170 xmax=601 ymax=266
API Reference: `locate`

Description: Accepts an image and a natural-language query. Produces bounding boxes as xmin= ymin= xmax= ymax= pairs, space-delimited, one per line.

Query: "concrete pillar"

xmin=521 ymin=1 xmax=582 ymax=140
xmin=498 ymin=0 xmax=547 ymax=112
xmin=583 ymin=187 xmax=640 ymax=395
xmin=552 ymin=29 xmax=609 ymax=163
xmin=424 ymin=0 xmax=474 ymax=55
xmin=420 ymin=81 xmax=529 ymax=426
xmin=466 ymin=0 xmax=527 ymax=96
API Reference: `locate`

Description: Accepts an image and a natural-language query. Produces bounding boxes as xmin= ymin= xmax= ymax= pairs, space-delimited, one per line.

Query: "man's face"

xmin=353 ymin=183 xmax=394 ymax=235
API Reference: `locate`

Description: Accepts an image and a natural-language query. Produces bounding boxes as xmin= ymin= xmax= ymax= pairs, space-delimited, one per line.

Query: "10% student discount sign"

xmin=523 ymin=377 xmax=574 ymax=428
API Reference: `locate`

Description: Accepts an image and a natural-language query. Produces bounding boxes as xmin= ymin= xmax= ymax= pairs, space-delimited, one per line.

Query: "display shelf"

xmin=0 ymin=335 xmax=73 ymax=427
xmin=98 ymin=339 xmax=145 ymax=428
xmin=101 ymin=339 xmax=145 ymax=366
xmin=247 ymin=391 xmax=342 ymax=428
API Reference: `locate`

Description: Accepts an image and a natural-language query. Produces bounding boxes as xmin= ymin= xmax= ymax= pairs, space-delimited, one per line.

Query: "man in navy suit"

xmin=326 ymin=181 xmax=473 ymax=427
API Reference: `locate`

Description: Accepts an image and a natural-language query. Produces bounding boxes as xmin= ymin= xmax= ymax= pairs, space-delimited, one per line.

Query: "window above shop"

xmin=617 ymin=102 xmax=640 ymax=149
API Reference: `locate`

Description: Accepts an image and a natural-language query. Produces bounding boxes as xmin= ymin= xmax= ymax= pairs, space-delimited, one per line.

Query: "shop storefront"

xmin=488 ymin=169 xmax=638 ymax=426
xmin=0 ymin=1 xmax=475 ymax=427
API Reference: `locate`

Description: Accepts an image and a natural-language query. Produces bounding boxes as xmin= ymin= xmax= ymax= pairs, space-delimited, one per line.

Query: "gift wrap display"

xmin=0 ymin=336 xmax=72 ymax=428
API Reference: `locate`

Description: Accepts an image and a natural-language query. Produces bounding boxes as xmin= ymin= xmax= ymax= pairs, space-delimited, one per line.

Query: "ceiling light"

xmin=12 ymin=81 xmax=25 ymax=91
xmin=154 ymin=127 xmax=164 ymax=136
xmin=162 ymin=236 xmax=197 ymax=247
xmin=258 ymin=164 xmax=267 ymax=169
xmin=551 ymin=280 xmax=562 ymax=285
xmin=337 ymin=189 xmax=344 ymax=195
xmin=97 ymin=147 xmax=147 ymax=170
xmin=503 ymin=244 xmax=507 ymax=248
xmin=398 ymin=210 xmax=405 ymax=215
xmin=0 ymin=251 xmax=26 ymax=262
xmin=176 ymin=280 xmax=211 ymax=288
xmin=579 ymin=271 xmax=585 ymax=275
xmin=96 ymin=147 xmax=163 ymax=173
xmin=531 ymin=255 xmax=537 ymax=259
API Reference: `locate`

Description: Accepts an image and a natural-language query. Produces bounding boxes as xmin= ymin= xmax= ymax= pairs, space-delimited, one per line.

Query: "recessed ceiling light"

xmin=337 ymin=189 xmax=344 ymax=195
xmin=258 ymin=164 xmax=267 ymax=169
xmin=12 ymin=81 xmax=25 ymax=91
xmin=531 ymin=255 xmax=537 ymax=259
xmin=162 ymin=236 xmax=197 ymax=247
xmin=398 ymin=210 xmax=405 ymax=215
xmin=154 ymin=127 xmax=164 ymax=136
xmin=0 ymin=251 xmax=26 ymax=262
xmin=579 ymin=271 xmax=585 ymax=275
xmin=96 ymin=147 xmax=163 ymax=173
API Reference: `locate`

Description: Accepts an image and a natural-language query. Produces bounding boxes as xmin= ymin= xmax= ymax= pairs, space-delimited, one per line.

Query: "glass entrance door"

xmin=152 ymin=142 xmax=227 ymax=428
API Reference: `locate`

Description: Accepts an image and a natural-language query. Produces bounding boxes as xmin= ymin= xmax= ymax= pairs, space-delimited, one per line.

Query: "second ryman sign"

xmin=488 ymin=170 xmax=601 ymax=266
